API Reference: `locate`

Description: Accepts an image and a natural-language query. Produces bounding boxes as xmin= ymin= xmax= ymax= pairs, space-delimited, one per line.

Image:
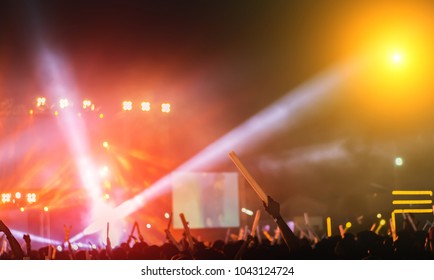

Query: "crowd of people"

xmin=1 ymin=196 xmax=434 ymax=260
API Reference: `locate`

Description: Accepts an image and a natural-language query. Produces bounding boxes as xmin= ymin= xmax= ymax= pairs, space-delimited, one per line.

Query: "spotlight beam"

xmin=76 ymin=59 xmax=359 ymax=238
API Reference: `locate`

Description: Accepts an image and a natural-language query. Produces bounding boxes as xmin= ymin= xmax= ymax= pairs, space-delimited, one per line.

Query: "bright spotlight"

xmin=54 ymin=111 xmax=59 ymax=116
xmin=102 ymin=141 xmax=109 ymax=149
xmin=395 ymin=157 xmax=404 ymax=166
xmin=37 ymin=97 xmax=46 ymax=107
xmin=59 ymin=98 xmax=69 ymax=109
xmin=15 ymin=192 xmax=21 ymax=199
xmin=83 ymin=99 xmax=92 ymax=109
xmin=29 ymin=109 xmax=34 ymax=115
xmin=99 ymin=113 xmax=104 ymax=119
xmin=146 ymin=224 xmax=151 ymax=229
xmin=164 ymin=212 xmax=170 ymax=219
xmin=161 ymin=103 xmax=171 ymax=113
xmin=27 ymin=193 xmax=36 ymax=203
xmin=20 ymin=207 xmax=25 ymax=212
xmin=376 ymin=213 xmax=382 ymax=219
xmin=122 ymin=101 xmax=133 ymax=111
xmin=99 ymin=166 xmax=109 ymax=177
xmin=43 ymin=206 xmax=49 ymax=212
xmin=391 ymin=52 xmax=402 ymax=64
xmin=141 ymin=102 xmax=151 ymax=112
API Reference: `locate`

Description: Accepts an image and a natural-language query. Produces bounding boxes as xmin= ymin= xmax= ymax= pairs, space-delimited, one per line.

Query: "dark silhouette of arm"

xmin=263 ymin=196 xmax=299 ymax=252
xmin=0 ymin=220 xmax=24 ymax=260
xmin=23 ymin=234 xmax=32 ymax=259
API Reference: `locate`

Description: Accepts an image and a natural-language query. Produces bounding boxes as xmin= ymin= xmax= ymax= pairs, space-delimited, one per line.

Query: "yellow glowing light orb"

xmin=102 ymin=141 xmax=109 ymax=149
xmin=345 ymin=222 xmax=352 ymax=228
xmin=391 ymin=52 xmax=402 ymax=64
xmin=377 ymin=213 xmax=382 ymax=219
xmin=380 ymin=219 xmax=386 ymax=226
xmin=43 ymin=206 xmax=49 ymax=212
xmin=395 ymin=157 xmax=404 ymax=166
xmin=20 ymin=207 xmax=25 ymax=212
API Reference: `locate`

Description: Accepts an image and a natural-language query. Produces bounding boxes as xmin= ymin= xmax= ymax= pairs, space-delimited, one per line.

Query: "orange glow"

xmin=29 ymin=109 xmax=34 ymax=115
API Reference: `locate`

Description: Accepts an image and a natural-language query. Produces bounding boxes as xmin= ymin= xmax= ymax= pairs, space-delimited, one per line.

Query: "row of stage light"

xmin=29 ymin=97 xmax=171 ymax=116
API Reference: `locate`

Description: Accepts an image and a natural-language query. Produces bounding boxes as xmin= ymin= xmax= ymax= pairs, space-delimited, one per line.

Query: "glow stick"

xmin=164 ymin=229 xmax=183 ymax=251
xmin=339 ymin=224 xmax=345 ymax=238
xmin=262 ymin=230 xmax=273 ymax=242
xmin=251 ymin=210 xmax=261 ymax=237
xmin=179 ymin=213 xmax=194 ymax=251
xmin=229 ymin=151 xmax=269 ymax=206
xmin=256 ymin=226 xmax=262 ymax=244
xmin=326 ymin=217 xmax=332 ymax=237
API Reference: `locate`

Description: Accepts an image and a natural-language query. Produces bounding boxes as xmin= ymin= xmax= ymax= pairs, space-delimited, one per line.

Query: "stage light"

xmin=2 ymin=193 xmax=11 ymax=203
xmin=27 ymin=193 xmax=36 ymax=203
xmin=376 ymin=213 xmax=382 ymax=219
xmin=37 ymin=97 xmax=46 ymax=107
xmin=141 ymin=102 xmax=151 ymax=112
xmin=83 ymin=99 xmax=92 ymax=109
xmin=122 ymin=101 xmax=132 ymax=111
xmin=59 ymin=98 xmax=69 ymax=109
xmin=104 ymin=194 xmax=110 ymax=200
xmin=20 ymin=207 xmax=25 ymax=212
xmin=15 ymin=192 xmax=21 ymax=199
xmin=54 ymin=111 xmax=59 ymax=116
xmin=391 ymin=52 xmax=402 ymax=64
xmin=57 ymin=246 xmax=63 ymax=252
xmin=29 ymin=109 xmax=34 ymax=115
xmin=99 ymin=166 xmax=109 ymax=177
xmin=99 ymin=113 xmax=104 ymax=119
xmin=394 ymin=157 xmax=403 ymax=166
xmin=146 ymin=224 xmax=151 ymax=229
xmin=164 ymin=212 xmax=170 ymax=219
xmin=43 ymin=206 xmax=49 ymax=212
xmin=102 ymin=141 xmax=109 ymax=149
xmin=161 ymin=103 xmax=171 ymax=113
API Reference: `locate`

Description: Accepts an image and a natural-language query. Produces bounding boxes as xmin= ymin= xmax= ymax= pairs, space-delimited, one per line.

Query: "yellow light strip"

xmin=390 ymin=208 xmax=433 ymax=239
xmin=392 ymin=200 xmax=432 ymax=205
xmin=393 ymin=208 xmax=433 ymax=214
xmin=326 ymin=217 xmax=332 ymax=237
xmin=392 ymin=190 xmax=433 ymax=196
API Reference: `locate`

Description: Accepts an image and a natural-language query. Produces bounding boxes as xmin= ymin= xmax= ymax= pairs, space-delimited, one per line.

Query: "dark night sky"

xmin=2 ymin=0 xmax=434 ymax=223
